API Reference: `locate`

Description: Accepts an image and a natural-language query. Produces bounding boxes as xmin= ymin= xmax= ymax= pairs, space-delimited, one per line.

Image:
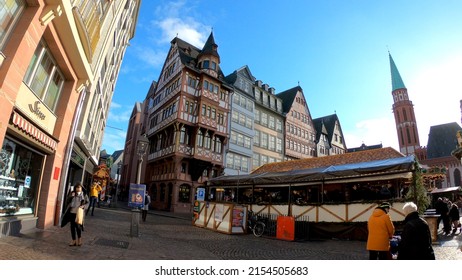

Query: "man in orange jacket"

xmin=366 ymin=202 xmax=395 ymax=260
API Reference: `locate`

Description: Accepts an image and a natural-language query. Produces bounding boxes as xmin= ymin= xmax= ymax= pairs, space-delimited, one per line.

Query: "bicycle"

xmin=247 ymin=210 xmax=266 ymax=237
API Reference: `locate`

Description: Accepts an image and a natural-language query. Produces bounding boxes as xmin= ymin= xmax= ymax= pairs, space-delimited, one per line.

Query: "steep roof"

xmin=389 ymin=53 xmax=406 ymax=91
xmin=276 ymin=86 xmax=303 ymax=114
xmin=199 ymin=32 xmax=220 ymax=60
xmin=252 ymin=147 xmax=404 ymax=174
xmin=172 ymin=35 xmax=226 ymax=80
xmin=313 ymin=114 xmax=340 ymax=143
xmin=111 ymin=150 xmax=123 ymax=161
xmin=426 ymin=122 xmax=462 ymax=159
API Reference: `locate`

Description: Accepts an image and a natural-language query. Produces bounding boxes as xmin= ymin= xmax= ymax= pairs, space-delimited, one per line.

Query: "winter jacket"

xmin=367 ymin=208 xmax=395 ymax=251
xmin=397 ymin=211 xmax=435 ymax=260
xmin=449 ymin=204 xmax=460 ymax=221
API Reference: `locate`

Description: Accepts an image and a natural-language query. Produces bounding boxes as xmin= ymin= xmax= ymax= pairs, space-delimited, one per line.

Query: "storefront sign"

xmin=24 ymin=176 xmax=31 ymax=188
xmin=128 ymin=183 xmax=146 ymax=208
xmin=15 ymin=84 xmax=57 ymax=134
xmin=28 ymin=101 xmax=46 ymax=120
xmin=196 ymin=187 xmax=205 ymax=201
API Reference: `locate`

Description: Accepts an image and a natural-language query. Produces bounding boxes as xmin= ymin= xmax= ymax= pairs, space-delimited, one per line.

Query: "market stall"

xmin=195 ymin=149 xmax=416 ymax=240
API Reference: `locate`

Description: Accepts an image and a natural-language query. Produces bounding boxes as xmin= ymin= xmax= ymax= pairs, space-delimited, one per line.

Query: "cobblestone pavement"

xmin=0 ymin=206 xmax=461 ymax=260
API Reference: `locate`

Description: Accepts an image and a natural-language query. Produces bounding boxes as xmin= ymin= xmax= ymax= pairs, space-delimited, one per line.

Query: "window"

xmin=261 ymin=112 xmax=268 ymax=126
xmin=179 ymin=126 xmax=190 ymax=145
xmin=197 ymin=130 xmax=204 ymax=147
xmin=0 ymin=0 xmax=25 ymax=49
xmin=181 ymin=163 xmax=187 ymax=173
xmin=253 ymin=130 xmax=260 ymax=146
xmin=24 ymin=41 xmax=65 ymax=111
xmin=276 ymin=119 xmax=282 ymax=132
xmin=202 ymin=60 xmax=209 ymax=69
xmin=178 ymin=185 xmax=190 ymax=203
xmin=217 ymin=113 xmax=224 ymax=125
xmin=213 ymin=137 xmax=222 ymax=153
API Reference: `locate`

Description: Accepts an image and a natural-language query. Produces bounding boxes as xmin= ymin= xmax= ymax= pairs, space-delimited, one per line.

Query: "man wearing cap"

xmin=397 ymin=202 xmax=435 ymax=260
xmin=367 ymin=202 xmax=395 ymax=260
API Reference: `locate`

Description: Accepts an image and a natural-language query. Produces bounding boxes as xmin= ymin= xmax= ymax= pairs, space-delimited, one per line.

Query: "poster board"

xmin=128 ymin=183 xmax=146 ymax=208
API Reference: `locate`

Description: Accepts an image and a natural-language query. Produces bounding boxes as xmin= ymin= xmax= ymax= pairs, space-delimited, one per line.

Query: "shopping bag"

xmin=75 ymin=207 xmax=84 ymax=225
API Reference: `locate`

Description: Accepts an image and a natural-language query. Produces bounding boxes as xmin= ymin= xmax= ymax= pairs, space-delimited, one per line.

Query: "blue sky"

xmin=102 ymin=0 xmax=462 ymax=155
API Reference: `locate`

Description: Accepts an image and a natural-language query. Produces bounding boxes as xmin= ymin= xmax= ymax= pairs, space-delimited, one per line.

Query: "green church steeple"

xmin=389 ymin=53 xmax=406 ymax=91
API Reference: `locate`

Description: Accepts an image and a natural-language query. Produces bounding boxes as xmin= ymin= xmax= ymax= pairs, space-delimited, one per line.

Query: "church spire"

xmin=200 ymin=31 xmax=220 ymax=62
xmin=389 ymin=53 xmax=406 ymax=91
xmin=389 ymin=53 xmax=421 ymax=156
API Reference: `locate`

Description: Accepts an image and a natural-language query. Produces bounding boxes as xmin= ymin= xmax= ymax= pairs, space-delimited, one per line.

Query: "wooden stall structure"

xmin=195 ymin=148 xmax=416 ymax=240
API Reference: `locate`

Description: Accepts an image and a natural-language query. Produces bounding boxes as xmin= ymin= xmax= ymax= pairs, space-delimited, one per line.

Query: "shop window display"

xmin=0 ymin=138 xmax=42 ymax=216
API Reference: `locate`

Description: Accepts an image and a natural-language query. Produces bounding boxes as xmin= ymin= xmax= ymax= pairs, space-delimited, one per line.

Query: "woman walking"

xmin=61 ymin=182 xmax=89 ymax=246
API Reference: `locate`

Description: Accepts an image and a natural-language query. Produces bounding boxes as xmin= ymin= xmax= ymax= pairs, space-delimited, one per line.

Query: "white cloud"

xmin=108 ymin=107 xmax=133 ymax=123
xmin=156 ymin=17 xmax=208 ymax=48
xmin=109 ymin=102 xmax=122 ymax=109
xmin=133 ymin=46 xmax=167 ymax=68
xmin=344 ymin=117 xmax=399 ymax=150
xmin=409 ymin=53 xmax=462 ymax=146
xmin=102 ymin=130 xmax=127 ymax=154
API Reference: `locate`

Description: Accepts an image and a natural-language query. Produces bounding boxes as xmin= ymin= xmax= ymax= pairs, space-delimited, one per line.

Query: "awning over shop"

xmin=11 ymin=111 xmax=58 ymax=150
xmin=209 ymin=155 xmax=416 ymax=187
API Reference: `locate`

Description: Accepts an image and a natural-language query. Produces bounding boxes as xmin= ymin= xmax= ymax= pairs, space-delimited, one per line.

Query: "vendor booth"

xmin=193 ymin=148 xmax=416 ymax=240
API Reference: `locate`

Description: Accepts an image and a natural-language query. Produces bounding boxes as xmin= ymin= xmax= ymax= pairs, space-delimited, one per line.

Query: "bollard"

xmin=130 ymin=208 xmax=140 ymax=237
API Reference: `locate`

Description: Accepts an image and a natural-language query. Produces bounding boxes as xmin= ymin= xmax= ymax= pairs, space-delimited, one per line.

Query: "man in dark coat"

xmin=435 ymin=197 xmax=450 ymax=234
xmin=397 ymin=202 xmax=435 ymax=260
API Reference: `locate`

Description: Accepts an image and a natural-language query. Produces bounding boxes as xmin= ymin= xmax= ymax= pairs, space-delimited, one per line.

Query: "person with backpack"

xmin=142 ymin=190 xmax=151 ymax=222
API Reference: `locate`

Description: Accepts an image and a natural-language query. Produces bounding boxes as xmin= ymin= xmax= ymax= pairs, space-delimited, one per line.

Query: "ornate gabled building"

xmin=224 ymin=66 xmax=256 ymax=175
xmin=145 ymin=33 xmax=232 ymax=212
xmin=313 ymin=113 xmax=347 ymax=157
xmin=277 ymin=86 xmax=317 ymax=160
xmin=389 ymin=53 xmax=422 ymax=156
xmin=252 ymin=80 xmax=285 ymax=170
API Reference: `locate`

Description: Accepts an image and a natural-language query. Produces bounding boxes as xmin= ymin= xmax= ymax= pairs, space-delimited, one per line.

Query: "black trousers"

xmin=369 ymin=250 xmax=389 ymax=260
xmin=69 ymin=213 xmax=82 ymax=240
xmin=142 ymin=209 xmax=147 ymax=221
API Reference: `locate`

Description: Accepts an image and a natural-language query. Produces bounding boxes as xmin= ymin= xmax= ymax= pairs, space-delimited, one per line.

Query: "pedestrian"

xmin=449 ymin=202 xmax=460 ymax=234
xmin=366 ymin=202 xmax=395 ymax=260
xmin=87 ymin=181 xmax=102 ymax=216
xmin=435 ymin=197 xmax=450 ymax=234
xmin=61 ymin=182 xmax=89 ymax=246
xmin=142 ymin=190 xmax=151 ymax=222
xmin=397 ymin=202 xmax=435 ymax=260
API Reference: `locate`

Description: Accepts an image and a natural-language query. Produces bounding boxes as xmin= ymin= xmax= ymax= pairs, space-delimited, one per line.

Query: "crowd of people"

xmin=435 ymin=197 xmax=461 ymax=235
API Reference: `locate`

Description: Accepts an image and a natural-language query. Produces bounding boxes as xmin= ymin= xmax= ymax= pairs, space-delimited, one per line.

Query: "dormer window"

xmin=202 ymin=60 xmax=209 ymax=69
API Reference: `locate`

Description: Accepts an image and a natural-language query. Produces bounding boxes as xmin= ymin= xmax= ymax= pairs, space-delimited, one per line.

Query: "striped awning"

xmin=11 ymin=112 xmax=58 ymax=150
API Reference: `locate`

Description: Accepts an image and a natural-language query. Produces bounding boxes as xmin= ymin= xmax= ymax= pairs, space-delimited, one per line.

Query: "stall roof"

xmin=431 ymin=186 xmax=461 ymax=194
xmin=209 ymin=150 xmax=415 ymax=186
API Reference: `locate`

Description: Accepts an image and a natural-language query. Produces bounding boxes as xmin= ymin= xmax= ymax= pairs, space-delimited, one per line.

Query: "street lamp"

xmin=131 ymin=134 xmax=149 ymax=237
xmin=136 ymin=134 xmax=149 ymax=184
